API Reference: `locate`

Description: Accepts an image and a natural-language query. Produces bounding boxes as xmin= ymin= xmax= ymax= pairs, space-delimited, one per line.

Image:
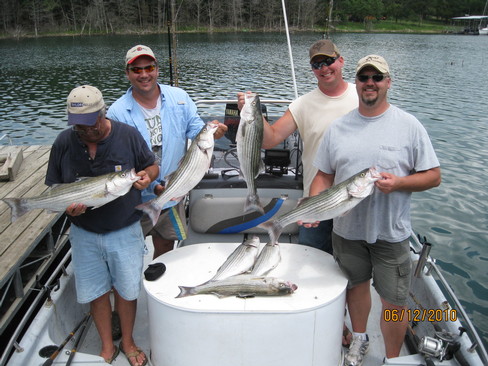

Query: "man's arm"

xmin=375 ymin=167 xmax=441 ymax=194
xmin=133 ymin=164 xmax=159 ymax=191
xmin=299 ymin=170 xmax=335 ymax=228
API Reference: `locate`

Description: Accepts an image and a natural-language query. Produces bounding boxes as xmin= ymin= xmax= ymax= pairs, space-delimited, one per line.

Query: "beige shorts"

xmin=140 ymin=200 xmax=187 ymax=241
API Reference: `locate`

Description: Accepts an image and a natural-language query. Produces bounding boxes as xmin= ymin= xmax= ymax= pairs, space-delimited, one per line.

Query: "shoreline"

xmin=0 ymin=26 xmax=462 ymax=41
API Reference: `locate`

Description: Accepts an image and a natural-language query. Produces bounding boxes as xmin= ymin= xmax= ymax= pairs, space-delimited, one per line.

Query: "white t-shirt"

xmin=289 ymin=83 xmax=358 ymax=196
xmin=140 ymin=97 xmax=162 ymax=163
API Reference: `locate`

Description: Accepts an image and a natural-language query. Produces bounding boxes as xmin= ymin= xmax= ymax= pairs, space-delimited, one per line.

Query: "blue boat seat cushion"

xmin=189 ymin=196 xmax=299 ymax=235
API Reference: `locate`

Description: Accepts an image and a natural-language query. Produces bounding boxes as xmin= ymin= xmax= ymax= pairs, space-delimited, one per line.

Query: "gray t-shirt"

xmin=314 ymin=105 xmax=440 ymax=243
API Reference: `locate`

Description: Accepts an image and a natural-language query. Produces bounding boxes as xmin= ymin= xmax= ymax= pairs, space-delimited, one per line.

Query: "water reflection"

xmin=1 ymin=32 xmax=487 ymax=346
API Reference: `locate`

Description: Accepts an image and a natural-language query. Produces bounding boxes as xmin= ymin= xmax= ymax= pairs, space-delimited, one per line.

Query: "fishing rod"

xmin=41 ymin=312 xmax=91 ymax=366
xmin=166 ymin=0 xmax=174 ymax=86
xmin=65 ymin=313 xmax=91 ymax=366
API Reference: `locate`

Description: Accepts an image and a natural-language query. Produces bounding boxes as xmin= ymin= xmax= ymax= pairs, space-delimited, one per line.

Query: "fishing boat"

xmin=1 ymin=6 xmax=487 ymax=366
xmin=1 ymin=95 xmax=487 ymax=366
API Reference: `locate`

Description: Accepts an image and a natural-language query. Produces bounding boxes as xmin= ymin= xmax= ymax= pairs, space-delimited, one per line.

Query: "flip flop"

xmin=120 ymin=343 xmax=148 ymax=366
xmin=104 ymin=345 xmax=120 ymax=364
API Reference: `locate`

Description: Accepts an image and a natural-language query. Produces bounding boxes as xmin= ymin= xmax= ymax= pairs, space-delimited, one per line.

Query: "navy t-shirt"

xmin=45 ymin=120 xmax=156 ymax=233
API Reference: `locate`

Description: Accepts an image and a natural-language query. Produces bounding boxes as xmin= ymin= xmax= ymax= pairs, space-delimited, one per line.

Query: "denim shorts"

xmin=69 ymin=221 xmax=147 ymax=304
xmin=332 ymin=232 xmax=412 ymax=306
xmin=298 ymin=219 xmax=333 ymax=254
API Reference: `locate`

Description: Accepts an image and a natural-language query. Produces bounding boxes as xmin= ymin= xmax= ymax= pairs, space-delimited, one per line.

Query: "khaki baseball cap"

xmin=125 ymin=45 xmax=156 ymax=65
xmin=309 ymin=40 xmax=340 ymax=61
xmin=67 ymin=85 xmax=105 ymax=126
xmin=356 ymin=54 xmax=390 ymax=74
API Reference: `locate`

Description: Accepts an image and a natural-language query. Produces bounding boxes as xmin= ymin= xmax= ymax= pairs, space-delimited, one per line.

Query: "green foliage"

xmin=0 ymin=0 xmax=486 ymax=38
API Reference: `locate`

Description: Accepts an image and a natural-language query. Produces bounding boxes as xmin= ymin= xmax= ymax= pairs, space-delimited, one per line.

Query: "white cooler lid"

xmin=143 ymin=242 xmax=347 ymax=313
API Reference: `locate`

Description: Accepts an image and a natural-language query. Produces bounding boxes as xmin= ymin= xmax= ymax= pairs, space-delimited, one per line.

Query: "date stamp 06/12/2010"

xmin=383 ymin=308 xmax=458 ymax=322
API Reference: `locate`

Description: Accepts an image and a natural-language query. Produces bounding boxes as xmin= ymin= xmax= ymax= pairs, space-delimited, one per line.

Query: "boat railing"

xmin=0 ymin=246 xmax=72 ymax=366
xmin=410 ymin=231 xmax=488 ymax=364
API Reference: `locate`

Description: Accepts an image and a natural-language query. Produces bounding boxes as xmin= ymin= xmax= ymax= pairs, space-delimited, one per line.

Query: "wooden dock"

xmin=0 ymin=145 xmax=70 ymax=339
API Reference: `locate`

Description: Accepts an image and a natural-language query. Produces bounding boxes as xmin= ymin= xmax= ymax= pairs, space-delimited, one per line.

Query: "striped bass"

xmin=176 ymin=274 xmax=297 ymax=298
xmin=236 ymin=92 xmax=265 ymax=214
xmin=210 ymin=236 xmax=260 ymax=281
xmin=260 ymin=167 xmax=382 ymax=243
xmin=2 ymin=169 xmax=140 ymax=223
xmin=250 ymin=241 xmax=281 ymax=276
xmin=136 ymin=122 xmax=218 ymax=226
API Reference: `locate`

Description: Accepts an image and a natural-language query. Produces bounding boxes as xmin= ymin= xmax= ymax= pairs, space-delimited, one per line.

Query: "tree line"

xmin=1 ymin=0 xmax=486 ymax=38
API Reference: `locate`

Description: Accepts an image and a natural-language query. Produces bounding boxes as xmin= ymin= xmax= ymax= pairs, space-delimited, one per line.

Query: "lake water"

xmin=0 ymin=32 xmax=487 ymax=348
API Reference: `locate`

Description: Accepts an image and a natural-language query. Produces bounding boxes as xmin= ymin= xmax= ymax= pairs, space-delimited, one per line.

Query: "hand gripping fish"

xmin=136 ymin=122 xmax=218 ymax=226
xmin=2 ymin=169 xmax=141 ymax=223
xmin=236 ymin=92 xmax=265 ymax=214
xmin=260 ymin=167 xmax=382 ymax=243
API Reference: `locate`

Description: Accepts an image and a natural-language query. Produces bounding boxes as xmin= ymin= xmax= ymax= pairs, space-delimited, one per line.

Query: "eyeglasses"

xmin=128 ymin=64 xmax=157 ymax=74
xmin=311 ymin=57 xmax=338 ymax=69
xmin=356 ymin=74 xmax=388 ymax=83
xmin=73 ymin=118 xmax=101 ymax=135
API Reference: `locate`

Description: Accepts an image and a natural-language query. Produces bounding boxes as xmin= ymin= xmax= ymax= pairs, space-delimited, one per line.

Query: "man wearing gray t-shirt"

xmin=308 ymin=55 xmax=441 ymax=365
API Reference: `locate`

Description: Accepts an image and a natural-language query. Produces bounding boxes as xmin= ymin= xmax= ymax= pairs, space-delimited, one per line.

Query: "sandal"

xmin=104 ymin=345 xmax=120 ymax=364
xmin=120 ymin=343 xmax=147 ymax=366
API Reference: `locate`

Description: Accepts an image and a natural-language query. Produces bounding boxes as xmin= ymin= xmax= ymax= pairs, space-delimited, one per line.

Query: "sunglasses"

xmin=128 ymin=64 xmax=157 ymax=74
xmin=311 ymin=56 xmax=338 ymax=69
xmin=356 ymin=74 xmax=388 ymax=83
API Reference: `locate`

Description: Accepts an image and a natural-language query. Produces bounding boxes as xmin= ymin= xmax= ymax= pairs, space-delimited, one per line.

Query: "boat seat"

xmin=189 ymin=195 xmax=298 ymax=235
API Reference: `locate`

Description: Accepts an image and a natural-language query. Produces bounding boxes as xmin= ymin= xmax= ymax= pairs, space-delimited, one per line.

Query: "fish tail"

xmin=135 ymin=201 xmax=162 ymax=227
xmin=244 ymin=193 xmax=265 ymax=215
xmin=259 ymin=220 xmax=283 ymax=243
xmin=2 ymin=198 xmax=28 ymax=223
xmin=175 ymin=286 xmax=194 ymax=298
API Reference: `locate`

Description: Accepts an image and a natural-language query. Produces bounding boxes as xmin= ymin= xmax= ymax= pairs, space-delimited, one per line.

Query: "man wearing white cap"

xmin=309 ymin=55 xmax=441 ymax=365
xmin=46 ymin=85 xmax=158 ymax=365
xmin=108 ymin=45 xmax=227 ymax=259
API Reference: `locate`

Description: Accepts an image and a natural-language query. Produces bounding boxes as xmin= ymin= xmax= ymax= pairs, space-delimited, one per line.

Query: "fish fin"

xmin=258 ymin=160 xmax=266 ymax=176
xmin=258 ymin=220 xmax=282 ymax=244
xmin=2 ymin=197 xmax=28 ymax=223
xmin=135 ymin=200 xmax=162 ymax=226
xmin=236 ymin=293 xmax=256 ymax=298
xmin=175 ymin=286 xmax=193 ymax=298
xmin=244 ymin=194 xmax=265 ymax=215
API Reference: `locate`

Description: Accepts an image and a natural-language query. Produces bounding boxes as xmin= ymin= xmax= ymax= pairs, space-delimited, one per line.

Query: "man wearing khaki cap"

xmin=237 ymin=39 xmax=358 ymax=255
xmin=108 ymin=44 xmax=227 ymax=260
xmin=46 ymin=85 xmax=158 ymax=365
xmin=309 ymin=55 xmax=441 ymax=365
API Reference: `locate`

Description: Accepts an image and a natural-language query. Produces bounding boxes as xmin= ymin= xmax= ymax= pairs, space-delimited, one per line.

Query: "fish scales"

xmin=2 ymin=169 xmax=140 ymax=222
xmin=260 ymin=167 xmax=381 ymax=243
xmin=176 ymin=274 xmax=297 ymax=298
xmin=210 ymin=236 xmax=260 ymax=281
xmin=250 ymin=242 xmax=281 ymax=276
xmin=136 ymin=122 xmax=218 ymax=226
xmin=236 ymin=92 xmax=265 ymax=214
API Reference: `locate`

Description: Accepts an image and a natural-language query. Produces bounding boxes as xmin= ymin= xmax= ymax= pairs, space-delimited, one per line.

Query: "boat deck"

xmin=0 ymin=145 xmax=70 ymax=356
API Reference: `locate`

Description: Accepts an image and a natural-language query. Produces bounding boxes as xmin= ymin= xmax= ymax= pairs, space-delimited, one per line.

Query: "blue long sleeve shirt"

xmin=108 ymin=83 xmax=204 ymax=206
